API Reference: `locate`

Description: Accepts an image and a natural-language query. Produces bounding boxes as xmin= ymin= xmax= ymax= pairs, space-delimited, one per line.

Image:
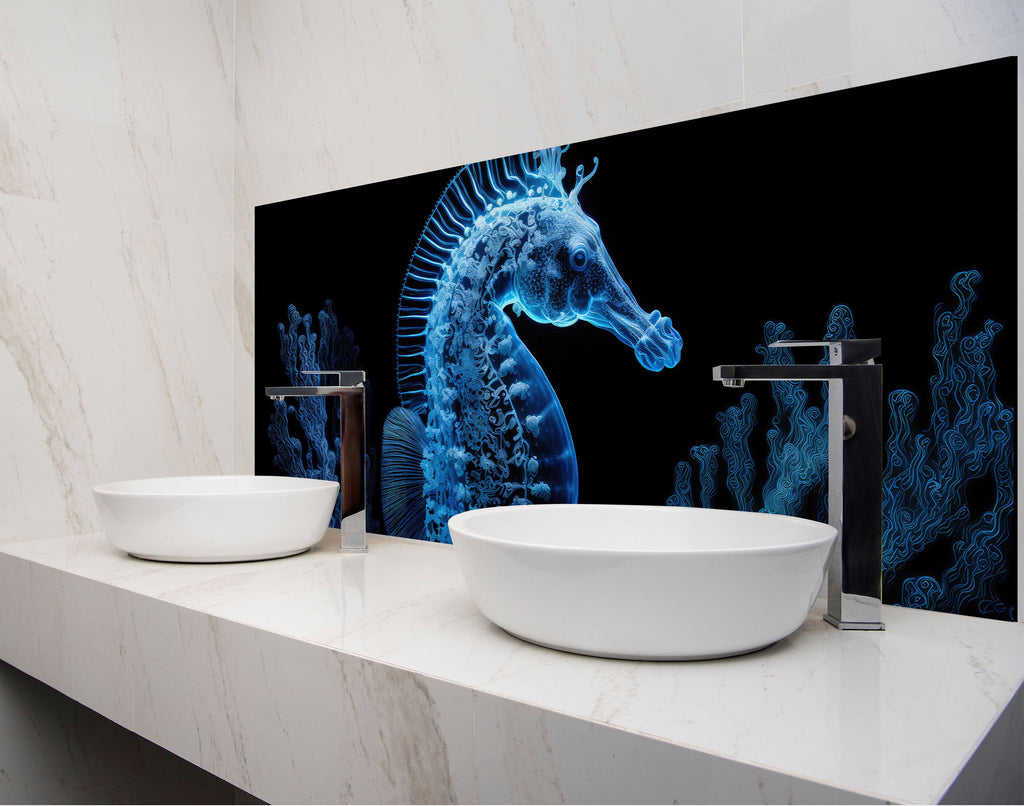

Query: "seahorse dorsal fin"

xmin=395 ymin=147 xmax=571 ymax=414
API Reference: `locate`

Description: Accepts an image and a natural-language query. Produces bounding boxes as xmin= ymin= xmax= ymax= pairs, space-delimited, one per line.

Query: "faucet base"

xmin=336 ymin=513 xmax=368 ymax=553
xmin=823 ymin=613 xmax=886 ymax=631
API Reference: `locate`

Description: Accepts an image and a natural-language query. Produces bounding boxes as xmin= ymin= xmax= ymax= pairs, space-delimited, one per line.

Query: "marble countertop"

xmin=1 ymin=527 xmax=1022 ymax=804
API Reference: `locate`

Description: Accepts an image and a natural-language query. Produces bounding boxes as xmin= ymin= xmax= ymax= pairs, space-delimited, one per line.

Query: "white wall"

xmin=0 ymin=0 xmax=235 ymax=544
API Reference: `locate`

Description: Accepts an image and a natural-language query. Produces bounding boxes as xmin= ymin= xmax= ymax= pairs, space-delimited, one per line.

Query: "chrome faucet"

xmin=265 ymin=370 xmax=368 ymax=553
xmin=712 ymin=339 xmax=884 ymax=630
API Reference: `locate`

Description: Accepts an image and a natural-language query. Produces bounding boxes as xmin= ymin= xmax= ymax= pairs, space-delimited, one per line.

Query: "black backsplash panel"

xmin=256 ymin=57 xmax=1017 ymax=619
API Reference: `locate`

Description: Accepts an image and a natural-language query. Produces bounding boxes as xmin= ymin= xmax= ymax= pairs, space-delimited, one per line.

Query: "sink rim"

xmin=93 ymin=474 xmax=340 ymax=498
xmin=448 ymin=503 xmax=837 ymax=556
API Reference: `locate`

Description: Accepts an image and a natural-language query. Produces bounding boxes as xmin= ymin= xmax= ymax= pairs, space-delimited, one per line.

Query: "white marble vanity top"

xmin=1 ymin=527 xmax=1022 ymax=804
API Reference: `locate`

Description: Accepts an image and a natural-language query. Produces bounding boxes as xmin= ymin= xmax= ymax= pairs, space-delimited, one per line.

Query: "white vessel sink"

xmin=447 ymin=504 xmax=837 ymax=660
xmin=93 ymin=475 xmax=339 ymax=562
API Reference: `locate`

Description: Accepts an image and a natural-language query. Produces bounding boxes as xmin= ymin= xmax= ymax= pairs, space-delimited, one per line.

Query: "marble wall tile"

xmin=744 ymin=26 xmax=1024 ymax=110
xmin=0 ymin=0 xmax=234 ymax=227
xmin=234 ymin=0 xmax=742 ymax=216
xmin=742 ymin=0 xmax=1023 ymax=99
xmin=413 ymin=0 xmax=743 ymax=169
xmin=233 ymin=229 xmax=256 ymax=474
xmin=0 ymin=0 xmax=236 ymax=539
xmin=0 ymin=193 xmax=233 ymax=540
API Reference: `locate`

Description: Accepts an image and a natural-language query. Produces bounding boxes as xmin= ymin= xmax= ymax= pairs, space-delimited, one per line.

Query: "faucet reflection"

xmin=713 ymin=339 xmax=884 ymax=630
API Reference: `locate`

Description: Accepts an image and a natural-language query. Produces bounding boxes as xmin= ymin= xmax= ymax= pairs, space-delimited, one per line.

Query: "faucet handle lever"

xmin=769 ymin=338 xmax=880 ymax=365
xmin=300 ymin=369 xmax=366 ymax=387
xmin=302 ymin=369 xmax=341 ymax=384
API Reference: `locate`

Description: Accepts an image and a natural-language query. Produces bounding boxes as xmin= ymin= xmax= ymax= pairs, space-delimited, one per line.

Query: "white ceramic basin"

xmin=93 ymin=475 xmax=339 ymax=562
xmin=447 ymin=504 xmax=837 ymax=660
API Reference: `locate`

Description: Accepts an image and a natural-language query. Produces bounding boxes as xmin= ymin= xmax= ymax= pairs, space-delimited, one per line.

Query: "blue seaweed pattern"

xmin=384 ymin=146 xmax=682 ymax=542
xmin=883 ymin=270 xmax=1014 ymax=618
xmin=690 ymin=445 xmax=720 ymax=510
xmin=668 ymin=271 xmax=1015 ymax=618
xmin=717 ymin=392 xmax=758 ymax=512
xmin=268 ymin=300 xmax=365 ymax=528
xmin=682 ymin=308 xmax=854 ymax=522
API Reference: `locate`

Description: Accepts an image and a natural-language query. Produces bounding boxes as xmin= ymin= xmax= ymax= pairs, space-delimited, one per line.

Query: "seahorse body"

xmin=385 ymin=147 xmax=682 ymax=542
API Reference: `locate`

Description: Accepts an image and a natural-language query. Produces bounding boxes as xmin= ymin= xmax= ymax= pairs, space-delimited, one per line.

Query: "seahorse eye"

xmin=570 ymin=246 xmax=588 ymax=270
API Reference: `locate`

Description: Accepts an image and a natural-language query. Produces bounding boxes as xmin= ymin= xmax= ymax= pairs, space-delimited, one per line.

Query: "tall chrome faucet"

xmin=265 ymin=370 xmax=368 ymax=553
xmin=713 ymin=339 xmax=884 ymax=630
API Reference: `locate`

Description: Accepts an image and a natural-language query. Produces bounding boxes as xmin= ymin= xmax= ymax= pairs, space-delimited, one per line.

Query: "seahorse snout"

xmin=635 ymin=310 xmax=682 ymax=371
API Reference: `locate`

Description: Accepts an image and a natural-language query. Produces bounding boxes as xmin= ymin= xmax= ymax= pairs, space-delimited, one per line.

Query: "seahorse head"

xmin=507 ymin=159 xmax=682 ymax=372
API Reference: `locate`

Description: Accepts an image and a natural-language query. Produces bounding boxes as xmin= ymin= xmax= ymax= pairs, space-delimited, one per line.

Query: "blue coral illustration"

xmin=883 ymin=271 xmax=1014 ymax=618
xmin=268 ymin=300 xmax=373 ymax=529
xmin=383 ymin=146 xmax=683 ymax=542
xmin=668 ymin=271 xmax=1015 ymax=618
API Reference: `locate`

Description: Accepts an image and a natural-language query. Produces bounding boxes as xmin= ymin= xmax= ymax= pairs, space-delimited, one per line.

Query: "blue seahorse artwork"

xmin=383 ymin=146 xmax=683 ymax=542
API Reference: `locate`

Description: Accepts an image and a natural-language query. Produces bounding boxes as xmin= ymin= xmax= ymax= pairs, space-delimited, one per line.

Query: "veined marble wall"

xmin=1 ymin=3 xmax=235 ymax=799
xmin=0 ymin=0 xmax=235 ymax=543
